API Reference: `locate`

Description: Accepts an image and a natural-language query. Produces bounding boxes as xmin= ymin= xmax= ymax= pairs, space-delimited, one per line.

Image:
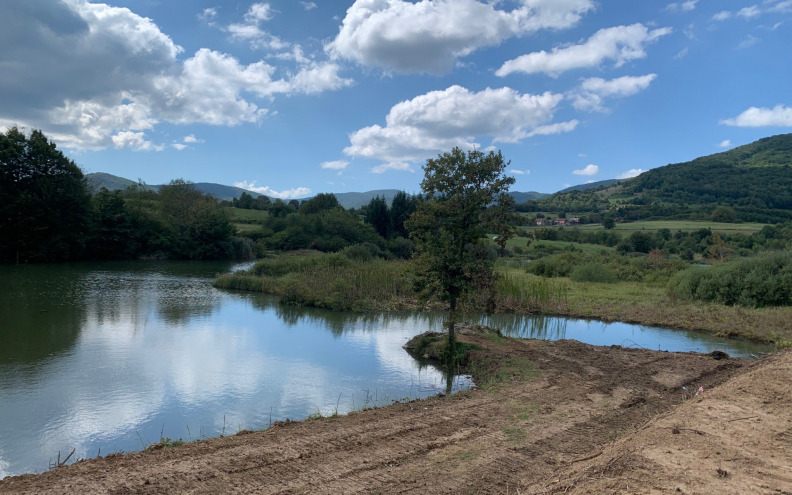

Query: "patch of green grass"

xmin=225 ymin=207 xmax=269 ymax=222
xmin=576 ymin=220 xmax=766 ymax=235
xmin=502 ymin=427 xmax=525 ymax=444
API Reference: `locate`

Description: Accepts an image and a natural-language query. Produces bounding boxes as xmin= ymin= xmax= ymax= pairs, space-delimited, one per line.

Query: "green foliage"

xmin=527 ymin=250 xmax=689 ymax=283
xmin=569 ymin=263 xmax=618 ymax=283
xmin=364 ymin=195 xmax=390 ymax=238
xmin=0 ymin=128 xmax=91 ymax=262
xmin=407 ymin=147 xmax=518 ymax=363
xmin=299 ymin=193 xmax=340 ymax=215
xmin=668 ymin=252 xmax=792 ymax=307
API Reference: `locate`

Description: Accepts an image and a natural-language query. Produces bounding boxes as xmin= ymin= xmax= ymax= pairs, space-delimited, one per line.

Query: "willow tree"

xmin=406 ymin=147 xmax=518 ymax=361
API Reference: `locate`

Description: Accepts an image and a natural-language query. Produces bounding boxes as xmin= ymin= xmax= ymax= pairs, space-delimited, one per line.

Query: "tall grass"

xmin=494 ymin=272 xmax=568 ymax=312
xmin=214 ymin=253 xmax=416 ymax=311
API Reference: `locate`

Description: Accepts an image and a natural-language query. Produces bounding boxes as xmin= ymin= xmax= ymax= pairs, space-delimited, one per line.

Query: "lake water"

xmin=0 ymin=261 xmax=772 ymax=478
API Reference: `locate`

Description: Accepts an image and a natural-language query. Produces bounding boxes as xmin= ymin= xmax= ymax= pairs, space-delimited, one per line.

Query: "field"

xmin=575 ymin=220 xmax=767 ymax=234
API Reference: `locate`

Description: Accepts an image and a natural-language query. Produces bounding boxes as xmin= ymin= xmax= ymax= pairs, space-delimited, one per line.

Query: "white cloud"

xmin=300 ymin=2 xmax=317 ymax=10
xmin=234 ymin=181 xmax=311 ymax=199
xmin=572 ymin=74 xmax=657 ymax=112
xmin=344 ymin=85 xmax=572 ymax=171
xmin=719 ymin=139 xmax=732 ymax=148
xmin=712 ymin=10 xmax=732 ymax=21
xmin=496 ymin=23 xmax=672 ymax=77
xmin=510 ymin=169 xmax=530 ymax=175
xmin=720 ymin=105 xmax=792 ymax=127
xmin=172 ymin=143 xmax=188 ymax=151
xmin=618 ymin=168 xmax=644 ymax=179
xmin=321 ymin=160 xmax=349 ymax=170
xmin=371 ymin=162 xmax=414 ymax=174
xmin=738 ymin=34 xmax=760 ymax=48
xmin=198 ymin=7 xmax=217 ymax=24
xmin=226 ymin=3 xmax=289 ymax=51
xmin=183 ymin=134 xmax=201 ymax=144
xmin=327 ymin=0 xmax=594 ymax=74
xmin=665 ymin=0 xmax=698 ymax=12
xmin=290 ymin=63 xmax=353 ymax=94
xmin=737 ymin=5 xmax=762 ymax=18
xmin=0 ymin=1 xmax=349 ymax=150
xmin=573 ymin=164 xmax=599 ymax=176
xmin=111 ymin=131 xmax=164 ymax=151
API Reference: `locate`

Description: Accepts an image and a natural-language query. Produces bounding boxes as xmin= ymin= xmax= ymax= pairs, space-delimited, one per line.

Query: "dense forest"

xmin=0 ymin=128 xmax=419 ymax=263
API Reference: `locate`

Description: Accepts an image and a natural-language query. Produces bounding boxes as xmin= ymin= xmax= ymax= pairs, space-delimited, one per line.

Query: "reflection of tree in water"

xmin=477 ymin=314 xmax=568 ymax=340
xmin=0 ymin=265 xmax=86 ymax=365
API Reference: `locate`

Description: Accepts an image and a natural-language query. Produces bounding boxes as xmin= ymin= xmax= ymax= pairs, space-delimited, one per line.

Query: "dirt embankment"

xmin=2 ymin=334 xmax=789 ymax=494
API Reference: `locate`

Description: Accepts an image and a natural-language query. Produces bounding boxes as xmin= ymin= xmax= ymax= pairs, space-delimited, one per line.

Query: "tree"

xmin=300 ymin=193 xmax=339 ymax=214
xmin=406 ymin=147 xmax=517 ymax=362
xmin=364 ymin=195 xmax=390 ymax=238
xmin=603 ymin=217 xmax=615 ymax=229
xmin=0 ymin=128 xmax=90 ymax=262
xmin=389 ymin=191 xmax=418 ymax=238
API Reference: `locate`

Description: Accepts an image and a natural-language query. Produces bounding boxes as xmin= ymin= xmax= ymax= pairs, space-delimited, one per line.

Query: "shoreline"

xmin=3 ymin=334 xmax=789 ymax=494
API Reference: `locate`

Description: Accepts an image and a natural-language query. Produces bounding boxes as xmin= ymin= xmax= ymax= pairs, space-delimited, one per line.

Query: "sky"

xmin=1 ymin=0 xmax=791 ymax=198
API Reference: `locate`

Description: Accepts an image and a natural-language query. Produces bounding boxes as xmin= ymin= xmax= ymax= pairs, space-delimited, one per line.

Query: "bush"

xmin=569 ymin=263 xmax=618 ymax=283
xmin=667 ymin=252 xmax=792 ymax=307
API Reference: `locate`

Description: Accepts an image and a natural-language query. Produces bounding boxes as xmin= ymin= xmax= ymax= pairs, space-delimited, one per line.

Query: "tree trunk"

xmin=448 ymin=297 xmax=457 ymax=358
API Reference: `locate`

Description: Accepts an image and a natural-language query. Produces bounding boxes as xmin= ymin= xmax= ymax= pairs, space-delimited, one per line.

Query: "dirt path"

xmin=2 ymin=335 xmax=783 ymax=494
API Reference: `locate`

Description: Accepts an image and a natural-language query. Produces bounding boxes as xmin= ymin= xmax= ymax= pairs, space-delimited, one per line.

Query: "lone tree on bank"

xmin=406 ymin=147 xmax=518 ymax=362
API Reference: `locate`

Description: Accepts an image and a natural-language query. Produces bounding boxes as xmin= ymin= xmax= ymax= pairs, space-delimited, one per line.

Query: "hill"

xmin=556 ymin=179 xmax=620 ymax=194
xmin=86 ymin=172 xmax=144 ymax=193
xmin=519 ymin=133 xmax=792 ymax=223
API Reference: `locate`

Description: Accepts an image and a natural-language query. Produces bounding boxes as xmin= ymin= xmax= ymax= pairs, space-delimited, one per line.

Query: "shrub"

xmin=569 ymin=263 xmax=618 ymax=283
xmin=667 ymin=252 xmax=792 ymax=307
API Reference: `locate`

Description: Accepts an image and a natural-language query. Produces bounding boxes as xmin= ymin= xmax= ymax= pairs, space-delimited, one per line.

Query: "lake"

xmin=0 ymin=261 xmax=771 ymax=478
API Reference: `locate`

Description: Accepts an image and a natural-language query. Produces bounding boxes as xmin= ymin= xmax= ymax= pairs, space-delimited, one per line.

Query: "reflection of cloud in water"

xmin=0 ymin=448 xmax=9 ymax=480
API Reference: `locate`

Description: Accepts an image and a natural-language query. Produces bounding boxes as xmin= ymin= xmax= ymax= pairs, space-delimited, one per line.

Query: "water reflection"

xmin=0 ymin=262 xmax=466 ymax=479
xmin=0 ymin=261 xmax=773 ymax=479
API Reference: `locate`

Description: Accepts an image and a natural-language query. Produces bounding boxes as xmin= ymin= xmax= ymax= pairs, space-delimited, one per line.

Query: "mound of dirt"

xmin=2 ymin=335 xmax=782 ymax=495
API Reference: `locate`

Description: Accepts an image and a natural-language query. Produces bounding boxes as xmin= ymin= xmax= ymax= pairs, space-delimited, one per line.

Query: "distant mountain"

xmin=332 ymin=189 xmax=402 ymax=210
xmin=556 ymin=179 xmax=621 ymax=194
xmin=86 ymin=173 xmax=264 ymax=201
xmin=509 ymin=191 xmax=550 ymax=203
xmin=86 ymin=172 xmax=146 ymax=193
xmin=187 ymin=183 xmax=263 ymax=202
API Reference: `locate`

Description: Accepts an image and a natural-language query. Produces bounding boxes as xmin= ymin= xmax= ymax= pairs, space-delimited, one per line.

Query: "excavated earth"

xmin=1 ymin=333 xmax=789 ymax=495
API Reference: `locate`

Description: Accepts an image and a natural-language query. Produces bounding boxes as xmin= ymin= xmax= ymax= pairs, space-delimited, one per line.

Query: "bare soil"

xmin=2 ymin=333 xmax=789 ymax=495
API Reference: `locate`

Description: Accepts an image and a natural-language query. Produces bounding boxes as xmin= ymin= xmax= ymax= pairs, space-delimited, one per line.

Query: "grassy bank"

xmin=214 ymin=252 xmax=792 ymax=346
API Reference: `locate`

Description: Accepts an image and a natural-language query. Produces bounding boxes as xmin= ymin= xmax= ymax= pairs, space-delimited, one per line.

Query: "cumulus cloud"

xmin=571 ymin=74 xmax=657 ymax=111
xmin=0 ymin=0 xmax=349 ymax=150
xmin=326 ymin=0 xmax=594 ymax=74
xmin=234 ymin=181 xmax=311 ymax=199
xmin=720 ymin=105 xmax=792 ymax=127
xmin=573 ymin=164 xmax=599 ymax=176
xmin=496 ymin=23 xmax=671 ymax=77
xmin=719 ymin=139 xmax=732 ymax=148
xmin=344 ymin=85 xmax=573 ymax=172
xmin=320 ymin=160 xmax=349 ymax=170
xmin=510 ymin=169 xmax=530 ymax=175
xmin=618 ymin=168 xmax=644 ymax=179
xmin=111 ymin=131 xmax=164 ymax=151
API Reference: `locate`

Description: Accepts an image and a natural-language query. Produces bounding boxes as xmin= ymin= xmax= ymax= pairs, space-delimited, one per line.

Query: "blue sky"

xmin=2 ymin=0 xmax=791 ymax=198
